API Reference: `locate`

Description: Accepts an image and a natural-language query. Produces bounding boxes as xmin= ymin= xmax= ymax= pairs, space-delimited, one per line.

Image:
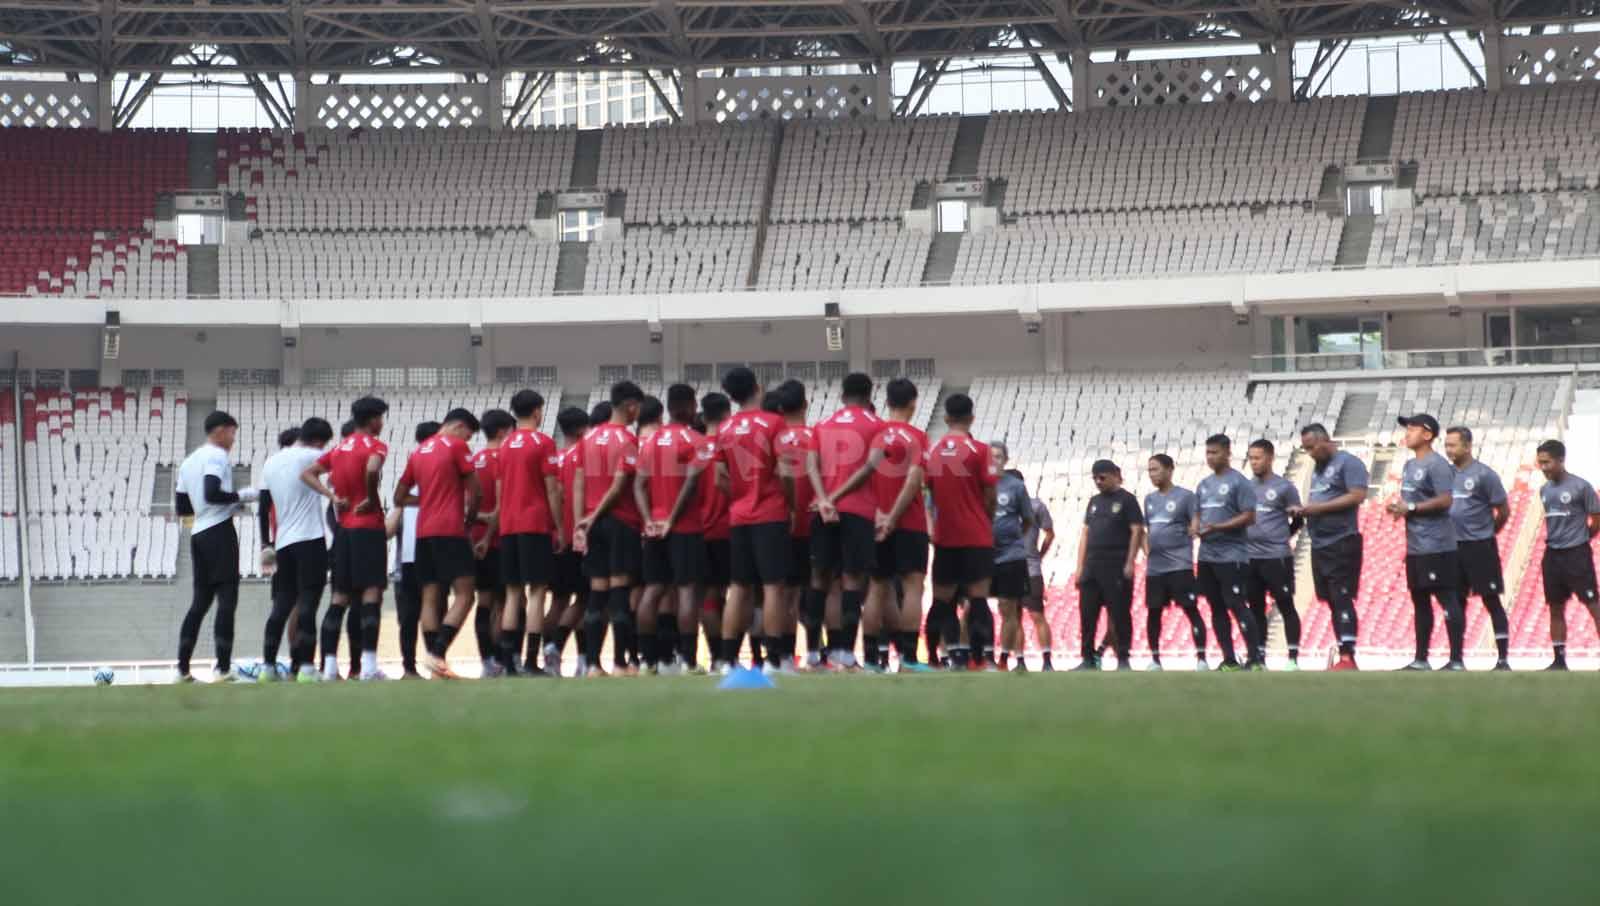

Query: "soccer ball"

xmin=236 ymin=662 xmax=262 ymax=680
xmin=93 ymin=667 xmax=115 ymax=686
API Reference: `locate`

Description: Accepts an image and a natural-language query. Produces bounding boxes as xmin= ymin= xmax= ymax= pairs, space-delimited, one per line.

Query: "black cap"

xmin=1397 ymin=414 xmax=1440 ymax=437
xmin=1091 ymin=459 xmax=1120 ymax=476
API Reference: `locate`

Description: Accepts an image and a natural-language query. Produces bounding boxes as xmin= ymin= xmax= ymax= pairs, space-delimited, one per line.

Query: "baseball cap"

xmin=1091 ymin=459 xmax=1120 ymax=476
xmin=1397 ymin=414 xmax=1440 ymax=436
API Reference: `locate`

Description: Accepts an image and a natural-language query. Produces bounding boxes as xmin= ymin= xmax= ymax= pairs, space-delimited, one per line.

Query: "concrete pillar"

xmin=1043 ymin=312 xmax=1066 ymax=374
xmin=471 ymin=325 xmax=493 ymax=385
xmin=847 ymin=318 xmax=870 ymax=374
xmin=680 ymin=67 xmax=700 ymax=124
xmin=875 ymin=61 xmax=893 ymax=120
xmin=1273 ymin=41 xmax=1294 ymax=102
xmin=486 ymin=70 xmax=504 ymax=130
xmin=96 ymin=78 xmax=114 ymax=132
xmin=1070 ymin=51 xmax=1090 ymax=111
xmin=293 ymin=74 xmax=313 ymax=131
xmin=660 ymin=322 xmax=684 ymax=383
xmin=280 ymin=325 xmax=303 ymax=387
xmin=1483 ymin=29 xmax=1504 ymax=91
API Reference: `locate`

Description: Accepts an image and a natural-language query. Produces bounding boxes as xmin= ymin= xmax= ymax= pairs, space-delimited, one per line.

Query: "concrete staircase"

xmin=1335 ymin=214 xmax=1375 ymax=268
xmin=151 ymin=465 xmax=175 ymax=516
xmin=1356 ymin=96 xmax=1398 ymax=161
xmin=1333 ymin=390 xmax=1378 ymax=439
xmin=187 ymin=133 xmax=218 ymax=189
xmin=570 ymin=129 xmax=602 ymax=188
xmin=554 ymin=242 xmax=589 ymax=293
xmin=747 ymin=121 xmax=785 ymax=288
xmin=921 ymin=232 xmax=962 ymax=285
xmin=947 ymin=115 xmax=988 ymax=177
xmin=186 ymin=245 xmax=219 ymax=297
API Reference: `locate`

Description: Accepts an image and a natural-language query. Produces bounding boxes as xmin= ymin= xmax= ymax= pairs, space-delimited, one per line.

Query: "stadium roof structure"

xmin=0 ymin=0 xmax=1597 ymax=74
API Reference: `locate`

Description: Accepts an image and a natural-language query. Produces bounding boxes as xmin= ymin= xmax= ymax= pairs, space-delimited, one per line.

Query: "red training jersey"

xmin=871 ymin=422 xmax=929 ymax=534
xmin=639 ymin=423 xmax=709 ymax=534
xmin=470 ymin=447 xmax=501 ymax=549
xmin=399 ymin=433 xmax=474 ymax=539
xmin=925 ymin=432 xmax=997 ymax=548
xmin=811 ymin=404 xmax=884 ymax=521
xmin=498 ymin=427 xmax=559 ymax=536
xmin=774 ymin=423 xmax=816 ymax=538
xmin=556 ymin=443 xmax=581 ymax=546
xmin=579 ymin=422 xmax=642 ymax=530
xmin=316 ymin=431 xmax=389 ymax=531
xmin=698 ymin=434 xmax=731 ymax=541
xmin=716 ymin=409 xmax=788 ymax=527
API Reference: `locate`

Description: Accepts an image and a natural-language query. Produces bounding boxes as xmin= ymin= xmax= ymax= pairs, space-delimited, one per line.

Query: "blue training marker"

xmin=717 ymin=667 xmax=776 ymax=690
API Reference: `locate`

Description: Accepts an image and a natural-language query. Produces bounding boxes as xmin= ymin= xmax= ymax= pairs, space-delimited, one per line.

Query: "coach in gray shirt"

xmin=1445 ymin=426 xmax=1511 ymax=669
xmin=1246 ymin=439 xmax=1303 ymax=667
xmin=1191 ymin=434 xmax=1262 ymax=669
xmin=1390 ymin=414 xmax=1464 ymax=670
xmin=1143 ymin=453 xmax=1207 ymax=669
xmin=1291 ymin=423 xmax=1368 ymax=668
xmin=1535 ymin=439 xmax=1600 ymax=670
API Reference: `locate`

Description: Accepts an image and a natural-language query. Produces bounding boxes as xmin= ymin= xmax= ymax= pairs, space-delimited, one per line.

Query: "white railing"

xmin=1251 ymin=344 xmax=1600 ymax=374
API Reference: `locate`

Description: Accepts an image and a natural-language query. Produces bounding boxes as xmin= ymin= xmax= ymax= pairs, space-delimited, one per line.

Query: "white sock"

xmin=362 ymin=651 xmax=377 ymax=674
xmin=323 ymin=655 xmax=337 ymax=675
xmin=299 ymin=664 xmax=316 ymax=678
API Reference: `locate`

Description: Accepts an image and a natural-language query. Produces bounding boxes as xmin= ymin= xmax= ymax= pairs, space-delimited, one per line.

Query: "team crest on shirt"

xmin=1428 ymin=571 xmax=1437 ymax=582
xmin=1089 ymin=504 xmax=1098 ymax=515
xmin=1464 ymin=478 xmax=1476 ymax=491
xmin=1165 ymin=501 xmax=1176 ymax=512
xmin=998 ymin=492 xmax=1011 ymax=506
xmin=1111 ymin=502 xmax=1123 ymax=514
xmin=1411 ymin=470 xmax=1423 ymax=481
xmin=1265 ymin=489 xmax=1278 ymax=501
xmin=1561 ymin=491 xmax=1573 ymax=504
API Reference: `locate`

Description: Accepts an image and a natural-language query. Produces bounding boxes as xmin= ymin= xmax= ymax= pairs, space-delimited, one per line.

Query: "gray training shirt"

xmin=1196 ymin=468 xmax=1255 ymax=564
xmin=1024 ymin=498 xmax=1053 ymax=578
xmin=1247 ymin=473 xmax=1301 ymax=560
xmin=1307 ymin=450 xmax=1369 ymax=549
xmin=1540 ymin=473 xmax=1600 ymax=551
xmin=993 ymin=471 xmax=1032 ymax=565
xmin=1144 ymin=486 xmax=1197 ymax=575
xmin=1450 ymin=460 xmax=1508 ymax=544
xmin=1400 ymin=451 xmax=1458 ymax=555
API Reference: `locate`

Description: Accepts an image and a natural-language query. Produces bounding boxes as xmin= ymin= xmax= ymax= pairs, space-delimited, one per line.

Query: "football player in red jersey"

xmin=773 ymin=380 xmax=815 ymax=668
xmin=495 ymin=389 xmax=564 ymax=676
xmin=924 ymin=394 xmax=999 ymax=670
xmin=394 ymin=408 xmax=481 ymax=679
xmin=697 ymin=394 xmax=733 ymax=672
xmin=715 ymin=367 xmax=794 ymax=674
xmin=807 ymin=372 xmax=884 ymax=669
xmin=301 ymin=396 xmax=390 ymax=680
xmin=636 ymin=385 xmax=712 ymax=674
xmin=468 ymin=409 xmax=513 ymax=676
xmin=870 ymin=378 xmax=933 ymax=671
xmin=573 ymin=383 xmax=645 ymax=676
xmin=543 ymin=406 xmax=591 ymax=675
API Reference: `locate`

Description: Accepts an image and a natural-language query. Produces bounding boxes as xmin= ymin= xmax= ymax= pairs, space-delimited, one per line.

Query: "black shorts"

xmin=1077 ymin=561 xmax=1131 ymax=611
xmin=328 ymin=528 xmax=344 ymax=588
xmin=810 ymin=512 xmax=877 ymax=577
xmin=274 ymin=539 xmax=328 ymax=595
xmin=705 ymin=538 xmax=732 ymax=588
xmin=1311 ymin=534 xmax=1363 ymax=605
xmin=932 ymin=545 xmax=993 ymax=588
xmin=787 ymin=536 xmax=812 ymax=587
xmin=551 ymin=549 xmax=585 ymax=599
xmin=1195 ymin=560 xmax=1248 ymax=607
xmin=1542 ymin=545 xmax=1598 ymax=607
xmin=643 ymin=534 xmax=706 ymax=587
xmin=1023 ymin=570 xmax=1045 ymax=612
xmin=333 ymin=527 xmax=388 ymax=594
xmin=583 ymin=515 xmax=643 ymax=582
xmin=872 ymin=530 xmax=929 ymax=580
xmin=1246 ymin=556 xmax=1295 ymax=603
xmin=501 ymin=532 xmax=555 ymax=587
xmin=474 ymin=545 xmax=502 ymax=591
xmin=1455 ymin=537 xmax=1504 ymax=598
xmin=992 ymin=559 xmax=1031 ymax=599
xmin=190 ymin=522 xmax=240 ymax=589
xmin=414 ymin=536 xmax=474 ymax=587
xmin=1145 ymin=568 xmax=1198 ymax=611
xmin=730 ymin=521 xmax=790 ymax=586
xmin=1405 ymin=551 xmax=1459 ymax=593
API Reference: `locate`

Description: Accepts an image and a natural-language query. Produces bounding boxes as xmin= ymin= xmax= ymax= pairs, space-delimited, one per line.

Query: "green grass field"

xmin=2 ymin=673 xmax=1598 ymax=905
